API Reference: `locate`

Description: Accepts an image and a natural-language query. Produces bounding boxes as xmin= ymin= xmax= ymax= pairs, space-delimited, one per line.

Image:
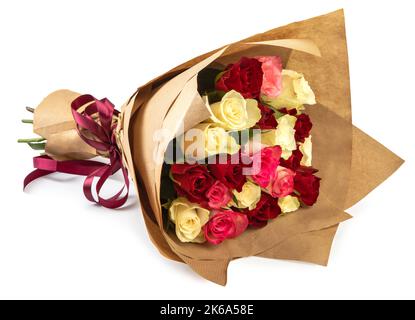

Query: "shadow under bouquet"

xmin=21 ymin=10 xmax=403 ymax=285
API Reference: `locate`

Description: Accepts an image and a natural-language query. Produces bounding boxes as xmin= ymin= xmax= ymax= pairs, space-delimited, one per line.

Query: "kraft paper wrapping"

xmin=123 ymin=10 xmax=403 ymax=285
xmin=34 ymin=90 xmax=97 ymax=161
xmin=32 ymin=10 xmax=404 ymax=285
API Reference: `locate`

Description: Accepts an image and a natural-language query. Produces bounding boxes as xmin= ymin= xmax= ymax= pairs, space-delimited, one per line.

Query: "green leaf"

xmin=162 ymin=203 xmax=175 ymax=233
xmin=232 ymin=194 xmax=239 ymax=205
xmin=205 ymin=90 xmax=225 ymax=104
xmin=168 ymin=170 xmax=181 ymax=186
xmin=273 ymin=110 xmax=285 ymax=119
xmin=165 ymin=218 xmax=174 ymax=233
xmin=162 ymin=199 xmax=172 ymax=210
xmin=260 ymin=102 xmax=285 ymax=119
xmin=197 ymin=68 xmax=223 ymax=93
xmin=161 ymin=164 xmax=177 ymax=201
xmin=214 ymin=70 xmax=227 ymax=84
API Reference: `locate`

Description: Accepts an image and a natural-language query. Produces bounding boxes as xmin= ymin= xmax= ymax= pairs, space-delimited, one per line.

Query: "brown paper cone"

xmin=124 ymin=9 xmax=403 ymax=285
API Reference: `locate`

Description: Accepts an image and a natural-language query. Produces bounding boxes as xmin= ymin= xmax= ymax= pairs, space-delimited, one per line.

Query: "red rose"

xmin=294 ymin=167 xmax=321 ymax=206
xmin=256 ymin=103 xmax=278 ymax=129
xmin=171 ymin=164 xmax=214 ymax=206
xmin=246 ymin=193 xmax=281 ymax=228
xmin=208 ymin=155 xmax=247 ymax=192
xmin=215 ymin=57 xmax=263 ymax=99
xmin=203 ymin=210 xmax=249 ymax=245
xmin=280 ymin=149 xmax=303 ymax=171
xmin=295 ymin=114 xmax=313 ymax=143
xmin=279 ymin=108 xmax=298 ymax=116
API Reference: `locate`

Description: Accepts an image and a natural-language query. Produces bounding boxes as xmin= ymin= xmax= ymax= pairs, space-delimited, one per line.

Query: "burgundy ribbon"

xmin=24 ymin=95 xmax=130 ymax=209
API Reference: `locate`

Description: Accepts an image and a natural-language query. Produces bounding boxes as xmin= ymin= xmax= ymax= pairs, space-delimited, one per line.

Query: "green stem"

xmin=28 ymin=142 xmax=46 ymax=151
xmin=21 ymin=119 xmax=33 ymax=124
xmin=17 ymin=138 xmax=45 ymax=143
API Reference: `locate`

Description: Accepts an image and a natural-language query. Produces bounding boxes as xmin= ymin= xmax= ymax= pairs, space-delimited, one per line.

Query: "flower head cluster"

xmin=165 ymin=56 xmax=320 ymax=245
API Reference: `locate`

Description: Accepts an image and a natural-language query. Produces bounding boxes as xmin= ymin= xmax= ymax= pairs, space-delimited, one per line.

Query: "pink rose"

xmin=266 ymin=166 xmax=295 ymax=198
xmin=256 ymin=56 xmax=283 ymax=98
xmin=250 ymin=146 xmax=282 ymax=188
xmin=206 ymin=181 xmax=232 ymax=209
xmin=203 ymin=210 xmax=249 ymax=245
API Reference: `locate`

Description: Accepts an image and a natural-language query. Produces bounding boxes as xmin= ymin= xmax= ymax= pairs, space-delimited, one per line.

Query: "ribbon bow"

xmin=24 ymin=95 xmax=130 ymax=209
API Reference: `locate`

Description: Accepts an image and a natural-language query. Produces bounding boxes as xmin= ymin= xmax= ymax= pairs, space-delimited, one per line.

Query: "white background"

xmin=0 ymin=0 xmax=414 ymax=300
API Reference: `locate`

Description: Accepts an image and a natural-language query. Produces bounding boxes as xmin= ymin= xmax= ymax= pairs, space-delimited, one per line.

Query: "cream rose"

xmin=261 ymin=114 xmax=297 ymax=160
xmin=183 ymin=123 xmax=240 ymax=160
xmin=278 ymin=195 xmax=301 ymax=214
xmin=262 ymin=70 xmax=316 ymax=109
xmin=208 ymin=90 xmax=261 ymax=131
xmin=299 ymin=136 xmax=312 ymax=167
xmin=232 ymin=181 xmax=262 ymax=210
xmin=169 ymin=197 xmax=210 ymax=243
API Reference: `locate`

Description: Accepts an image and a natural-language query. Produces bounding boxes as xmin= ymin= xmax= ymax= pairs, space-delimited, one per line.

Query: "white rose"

xmin=208 ymin=90 xmax=261 ymax=131
xmin=299 ymin=136 xmax=312 ymax=167
xmin=262 ymin=70 xmax=316 ymax=109
xmin=232 ymin=181 xmax=262 ymax=210
xmin=169 ymin=197 xmax=210 ymax=243
xmin=183 ymin=123 xmax=240 ymax=160
xmin=261 ymin=114 xmax=297 ymax=159
xmin=278 ymin=195 xmax=301 ymax=214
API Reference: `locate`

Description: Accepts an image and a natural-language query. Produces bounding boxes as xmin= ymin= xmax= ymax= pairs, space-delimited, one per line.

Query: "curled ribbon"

xmin=24 ymin=95 xmax=130 ymax=209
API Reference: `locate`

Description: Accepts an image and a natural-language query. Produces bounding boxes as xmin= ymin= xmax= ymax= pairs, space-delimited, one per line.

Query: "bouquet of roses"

xmin=20 ymin=10 xmax=403 ymax=285
xmin=163 ymin=56 xmax=321 ymax=245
